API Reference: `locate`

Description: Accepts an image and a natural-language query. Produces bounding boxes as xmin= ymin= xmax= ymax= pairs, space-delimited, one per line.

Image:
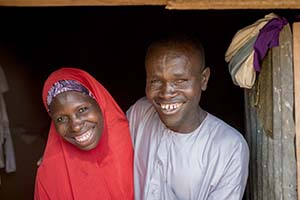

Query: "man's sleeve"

xmin=208 ymin=140 xmax=249 ymax=200
xmin=126 ymin=97 xmax=148 ymax=147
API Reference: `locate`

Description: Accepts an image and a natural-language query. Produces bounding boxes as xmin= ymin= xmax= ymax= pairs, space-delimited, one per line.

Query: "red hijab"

xmin=34 ymin=67 xmax=134 ymax=200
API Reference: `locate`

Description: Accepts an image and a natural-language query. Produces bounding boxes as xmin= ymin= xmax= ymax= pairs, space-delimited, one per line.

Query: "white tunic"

xmin=127 ymin=97 xmax=249 ymax=200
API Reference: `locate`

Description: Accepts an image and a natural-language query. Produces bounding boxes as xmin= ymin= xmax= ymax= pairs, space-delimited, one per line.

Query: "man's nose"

xmin=159 ymin=82 xmax=176 ymax=99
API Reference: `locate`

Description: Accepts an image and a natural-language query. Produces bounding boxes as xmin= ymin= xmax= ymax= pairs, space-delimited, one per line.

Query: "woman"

xmin=34 ymin=67 xmax=134 ymax=199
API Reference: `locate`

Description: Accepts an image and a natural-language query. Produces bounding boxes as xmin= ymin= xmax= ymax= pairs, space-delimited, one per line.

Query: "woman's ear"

xmin=201 ymin=67 xmax=210 ymax=91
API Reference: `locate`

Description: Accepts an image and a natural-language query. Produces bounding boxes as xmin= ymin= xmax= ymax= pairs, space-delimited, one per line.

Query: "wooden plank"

xmin=257 ymin=49 xmax=273 ymax=200
xmin=279 ymin=24 xmax=297 ymax=200
xmin=256 ymin=104 xmax=263 ymax=200
xmin=259 ymin=52 xmax=273 ymax=199
xmin=261 ymin=122 xmax=268 ymax=199
xmin=260 ymin=50 xmax=275 ymax=200
xmin=0 ymin=0 xmax=167 ymax=6
xmin=0 ymin=0 xmax=300 ymax=8
xmin=244 ymin=87 xmax=259 ymax=200
xmin=244 ymin=89 xmax=255 ymax=200
xmin=245 ymin=22 xmax=297 ymax=200
xmin=267 ymin=134 xmax=275 ymax=200
xmin=166 ymin=0 xmax=300 ymax=9
xmin=273 ymin=23 xmax=297 ymax=199
xmin=293 ymin=22 xmax=300 ymax=200
xmin=272 ymin=35 xmax=284 ymax=200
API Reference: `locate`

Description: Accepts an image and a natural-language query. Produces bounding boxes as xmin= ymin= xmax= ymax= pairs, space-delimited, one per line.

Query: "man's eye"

xmin=175 ymin=79 xmax=186 ymax=84
xmin=79 ymin=107 xmax=88 ymax=113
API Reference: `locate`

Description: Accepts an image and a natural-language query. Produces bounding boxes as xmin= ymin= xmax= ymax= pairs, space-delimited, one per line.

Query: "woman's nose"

xmin=69 ymin=116 xmax=83 ymax=132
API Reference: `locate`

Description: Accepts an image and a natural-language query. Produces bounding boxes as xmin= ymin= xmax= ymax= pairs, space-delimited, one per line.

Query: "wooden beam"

xmin=0 ymin=0 xmax=300 ymax=8
xmin=293 ymin=22 xmax=300 ymax=200
xmin=0 ymin=0 xmax=167 ymax=6
xmin=166 ymin=0 xmax=300 ymax=9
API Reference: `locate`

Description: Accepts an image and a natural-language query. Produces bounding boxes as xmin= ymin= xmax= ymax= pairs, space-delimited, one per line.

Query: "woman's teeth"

xmin=75 ymin=130 xmax=92 ymax=142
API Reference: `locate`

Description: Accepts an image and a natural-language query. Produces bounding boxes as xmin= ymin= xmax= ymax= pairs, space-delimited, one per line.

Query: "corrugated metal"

xmin=244 ymin=24 xmax=297 ymax=200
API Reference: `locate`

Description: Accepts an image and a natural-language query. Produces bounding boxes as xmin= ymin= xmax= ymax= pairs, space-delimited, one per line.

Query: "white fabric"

xmin=0 ymin=66 xmax=16 ymax=173
xmin=225 ymin=12 xmax=278 ymax=62
xmin=127 ymin=97 xmax=249 ymax=200
xmin=0 ymin=66 xmax=9 ymax=93
xmin=234 ymin=51 xmax=256 ymax=89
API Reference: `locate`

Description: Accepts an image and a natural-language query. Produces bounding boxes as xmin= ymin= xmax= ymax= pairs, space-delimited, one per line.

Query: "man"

xmin=127 ymin=34 xmax=249 ymax=200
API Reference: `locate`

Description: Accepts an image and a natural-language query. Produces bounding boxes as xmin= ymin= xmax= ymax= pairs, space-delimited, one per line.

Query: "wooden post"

xmin=245 ymin=23 xmax=296 ymax=200
xmin=293 ymin=22 xmax=300 ymax=200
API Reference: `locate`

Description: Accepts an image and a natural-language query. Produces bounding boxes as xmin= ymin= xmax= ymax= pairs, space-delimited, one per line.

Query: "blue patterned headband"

xmin=47 ymin=80 xmax=94 ymax=109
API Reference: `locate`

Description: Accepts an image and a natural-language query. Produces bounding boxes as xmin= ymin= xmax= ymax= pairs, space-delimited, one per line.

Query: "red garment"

xmin=34 ymin=67 xmax=134 ymax=200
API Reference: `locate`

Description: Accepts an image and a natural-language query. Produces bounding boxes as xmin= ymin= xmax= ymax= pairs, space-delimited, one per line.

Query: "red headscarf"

xmin=34 ymin=67 xmax=134 ymax=200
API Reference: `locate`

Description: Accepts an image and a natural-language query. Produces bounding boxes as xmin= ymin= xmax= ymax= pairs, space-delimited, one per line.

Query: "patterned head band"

xmin=47 ymin=80 xmax=94 ymax=110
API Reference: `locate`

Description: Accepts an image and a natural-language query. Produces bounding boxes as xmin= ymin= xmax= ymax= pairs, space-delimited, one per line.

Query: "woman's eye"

xmin=56 ymin=117 xmax=62 ymax=123
xmin=56 ymin=116 xmax=65 ymax=123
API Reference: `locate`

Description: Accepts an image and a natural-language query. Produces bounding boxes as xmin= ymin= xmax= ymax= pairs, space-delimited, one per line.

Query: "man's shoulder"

xmin=128 ymin=97 xmax=152 ymax=113
xmin=206 ymin=113 xmax=246 ymax=143
xmin=134 ymin=96 xmax=150 ymax=106
xmin=205 ymin=113 xmax=249 ymax=156
xmin=206 ymin=113 xmax=240 ymax=132
xmin=126 ymin=97 xmax=154 ymax=121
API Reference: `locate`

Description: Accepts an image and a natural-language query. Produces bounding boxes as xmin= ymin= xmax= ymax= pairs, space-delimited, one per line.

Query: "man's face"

xmin=145 ymin=45 xmax=210 ymax=133
xmin=49 ymin=91 xmax=104 ymax=151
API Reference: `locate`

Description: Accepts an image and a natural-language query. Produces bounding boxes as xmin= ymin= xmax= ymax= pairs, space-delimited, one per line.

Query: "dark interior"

xmin=0 ymin=6 xmax=298 ymax=199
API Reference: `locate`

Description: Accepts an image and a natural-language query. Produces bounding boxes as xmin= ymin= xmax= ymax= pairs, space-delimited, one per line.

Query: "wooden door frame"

xmin=0 ymin=0 xmax=300 ymax=9
xmin=0 ymin=2 xmax=299 ymax=198
xmin=293 ymin=22 xmax=300 ymax=200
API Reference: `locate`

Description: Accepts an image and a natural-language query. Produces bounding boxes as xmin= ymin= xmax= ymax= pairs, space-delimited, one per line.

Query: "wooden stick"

xmin=293 ymin=22 xmax=300 ymax=200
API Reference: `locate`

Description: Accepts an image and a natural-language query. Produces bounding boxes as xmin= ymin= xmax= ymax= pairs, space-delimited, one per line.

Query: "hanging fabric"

xmin=0 ymin=65 xmax=16 ymax=177
xmin=228 ymin=37 xmax=256 ymax=88
xmin=225 ymin=12 xmax=278 ymax=62
xmin=253 ymin=17 xmax=288 ymax=72
xmin=225 ymin=12 xmax=288 ymax=89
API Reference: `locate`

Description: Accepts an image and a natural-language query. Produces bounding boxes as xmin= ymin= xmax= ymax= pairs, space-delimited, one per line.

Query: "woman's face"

xmin=49 ymin=91 xmax=104 ymax=151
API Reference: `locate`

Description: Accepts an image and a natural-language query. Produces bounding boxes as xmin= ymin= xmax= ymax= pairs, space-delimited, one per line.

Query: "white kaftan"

xmin=127 ymin=97 xmax=249 ymax=200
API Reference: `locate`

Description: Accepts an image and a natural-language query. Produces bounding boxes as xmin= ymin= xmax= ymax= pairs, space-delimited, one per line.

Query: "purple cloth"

xmin=47 ymin=80 xmax=94 ymax=110
xmin=253 ymin=17 xmax=288 ymax=72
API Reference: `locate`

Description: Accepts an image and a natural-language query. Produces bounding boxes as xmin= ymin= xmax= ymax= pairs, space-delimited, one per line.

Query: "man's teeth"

xmin=75 ymin=130 xmax=92 ymax=142
xmin=160 ymin=103 xmax=182 ymax=111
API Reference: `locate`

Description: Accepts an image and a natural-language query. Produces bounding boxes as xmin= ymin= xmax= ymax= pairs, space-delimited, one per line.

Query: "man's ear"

xmin=201 ymin=67 xmax=210 ymax=91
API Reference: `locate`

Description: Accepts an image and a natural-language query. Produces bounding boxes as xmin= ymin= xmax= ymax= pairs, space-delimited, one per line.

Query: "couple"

xmin=34 ymin=34 xmax=249 ymax=200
